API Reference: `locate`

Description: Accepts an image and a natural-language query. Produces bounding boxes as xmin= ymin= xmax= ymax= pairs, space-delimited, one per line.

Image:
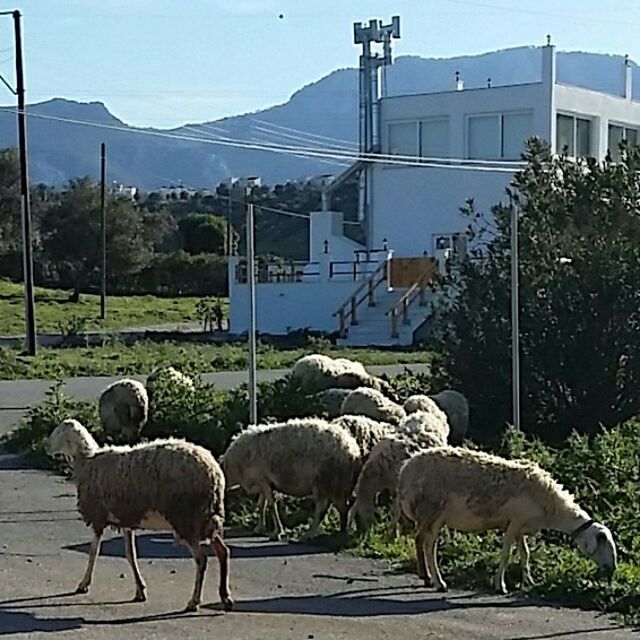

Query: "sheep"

xmin=45 ymin=419 xmax=232 ymax=612
xmin=221 ymin=418 xmax=361 ymax=540
xmin=397 ymin=446 xmax=617 ymax=594
xmin=330 ymin=414 xmax=393 ymax=459
xmin=99 ymin=378 xmax=149 ymax=444
xmin=292 ymin=354 xmax=389 ymax=393
xmin=146 ymin=366 xmax=195 ymax=401
xmin=348 ymin=410 xmax=449 ymax=532
xmin=404 ymin=391 xmax=469 ymax=443
xmin=315 ymin=388 xmax=353 ymax=418
xmin=428 ymin=390 xmax=469 ymax=443
xmin=340 ymin=387 xmax=406 ymax=426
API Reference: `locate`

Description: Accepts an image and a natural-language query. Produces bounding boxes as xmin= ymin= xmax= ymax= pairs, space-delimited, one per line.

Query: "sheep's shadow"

xmin=0 ymin=605 xmax=84 ymax=635
xmin=65 ymin=533 xmax=326 ymax=560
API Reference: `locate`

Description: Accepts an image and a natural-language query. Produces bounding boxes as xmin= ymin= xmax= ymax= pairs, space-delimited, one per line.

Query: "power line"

xmin=0 ymin=106 xmax=523 ymax=173
xmin=251 ymin=117 xmax=359 ymax=148
xmin=439 ymin=0 xmax=640 ymax=27
xmin=253 ymin=125 xmax=354 ymax=151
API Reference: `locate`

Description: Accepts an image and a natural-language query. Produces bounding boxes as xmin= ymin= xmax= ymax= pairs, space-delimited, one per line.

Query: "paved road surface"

xmin=0 ymin=452 xmax=634 ymax=640
xmin=0 ymin=364 xmax=429 ymax=436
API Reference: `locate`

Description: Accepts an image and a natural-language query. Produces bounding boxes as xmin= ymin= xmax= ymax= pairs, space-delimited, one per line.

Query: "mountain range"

xmin=0 ymin=46 xmax=636 ymax=190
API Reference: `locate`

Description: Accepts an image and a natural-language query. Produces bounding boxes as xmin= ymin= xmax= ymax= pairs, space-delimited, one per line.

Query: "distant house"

xmin=229 ymin=44 xmax=640 ymax=345
xmin=110 ymin=183 xmax=138 ymax=200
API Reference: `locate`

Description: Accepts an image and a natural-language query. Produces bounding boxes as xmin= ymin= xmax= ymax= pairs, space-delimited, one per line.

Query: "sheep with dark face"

xmin=45 ymin=419 xmax=232 ymax=612
xmin=99 ymin=378 xmax=148 ymax=444
xmin=398 ymin=446 xmax=617 ymax=594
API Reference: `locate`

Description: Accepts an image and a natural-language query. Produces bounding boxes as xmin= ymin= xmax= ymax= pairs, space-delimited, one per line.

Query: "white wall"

xmin=371 ymin=166 xmax=512 ymax=257
xmin=229 ymin=278 xmax=358 ymax=334
xmin=309 ymin=210 xmax=362 ymax=262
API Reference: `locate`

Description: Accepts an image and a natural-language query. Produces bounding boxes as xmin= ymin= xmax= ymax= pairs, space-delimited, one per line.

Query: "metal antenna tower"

xmin=353 ymin=16 xmax=400 ymax=248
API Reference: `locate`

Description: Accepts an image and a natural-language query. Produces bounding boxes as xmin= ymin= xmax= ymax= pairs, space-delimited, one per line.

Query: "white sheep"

xmin=397 ymin=446 xmax=617 ymax=594
xmin=348 ymin=410 xmax=449 ymax=532
xmin=340 ymin=387 xmax=406 ymax=426
xmin=292 ymin=354 xmax=389 ymax=393
xmin=146 ymin=366 xmax=195 ymax=401
xmin=45 ymin=419 xmax=233 ymax=612
xmin=315 ymin=388 xmax=353 ymax=418
xmin=330 ymin=414 xmax=393 ymax=459
xmin=221 ymin=418 xmax=361 ymax=540
xmin=99 ymin=378 xmax=149 ymax=444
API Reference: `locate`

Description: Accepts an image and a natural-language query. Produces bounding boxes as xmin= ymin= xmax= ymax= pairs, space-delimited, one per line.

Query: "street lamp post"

xmin=510 ymin=199 xmax=521 ymax=430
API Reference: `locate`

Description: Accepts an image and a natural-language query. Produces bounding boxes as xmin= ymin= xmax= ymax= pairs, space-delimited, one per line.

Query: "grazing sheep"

xmin=398 ymin=446 xmax=617 ymax=594
xmin=221 ymin=418 xmax=361 ymax=539
xmin=146 ymin=366 xmax=195 ymax=401
xmin=99 ymin=378 xmax=149 ymax=444
xmin=45 ymin=419 xmax=232 ymax=612
xmin=292 ymin=354 xmax=388 ymax=393
xmin=348 ymin=410 xmax=449 ymax=532
xmin=340 ymin=387 xmax=406 ymax=426
xmin=429 ymin=390 xmax=469 ymax=443
xmin=331 ymin=414 xmax=393 ymax=459
xmin=315 ymin=388 xmax=353 ymax=418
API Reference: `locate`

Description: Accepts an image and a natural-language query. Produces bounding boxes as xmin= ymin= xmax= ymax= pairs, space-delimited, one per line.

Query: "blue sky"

xmin=0 ymin=0 xmax=637 ymax=128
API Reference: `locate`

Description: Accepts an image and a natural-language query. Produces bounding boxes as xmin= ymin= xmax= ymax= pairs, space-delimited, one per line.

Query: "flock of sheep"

xmin=45 ymin=354 xmax=618 ymax=614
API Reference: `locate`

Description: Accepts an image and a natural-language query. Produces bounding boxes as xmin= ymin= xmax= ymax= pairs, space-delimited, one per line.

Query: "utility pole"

xmin=226 ymin=190 xmax=232 ymax=256
xmin=13 ymin=10 xmax=37 ymax=355
xmin=510 ymin=199 xmax=521 ymax=430
xmin=246 ymin=188 xmax=258 ymax=425
xmin=100 ymin=143 xmax=107 ymax=320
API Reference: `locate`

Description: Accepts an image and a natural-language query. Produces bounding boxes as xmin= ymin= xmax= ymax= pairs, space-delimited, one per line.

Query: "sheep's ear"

xmin=596 ymin=531 xmax=608 ymax=545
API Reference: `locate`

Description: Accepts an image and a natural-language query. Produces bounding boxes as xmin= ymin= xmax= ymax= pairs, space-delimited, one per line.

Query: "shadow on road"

xmin=0 ymin=606 xmax=84 ymax=635
xmin=65 ymin=532 xmax=326 ymax=560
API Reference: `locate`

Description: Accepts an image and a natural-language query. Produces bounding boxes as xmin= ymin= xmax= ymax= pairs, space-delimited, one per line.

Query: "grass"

xmin=0 ymin=278 xmax=208 ymax=335
xmin=0 ymin=338 xmax=433 ymax=379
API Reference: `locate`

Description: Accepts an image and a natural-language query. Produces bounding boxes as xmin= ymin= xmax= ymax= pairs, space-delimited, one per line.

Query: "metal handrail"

xmin=333 ymin=260 xmax=388 ymax=338
xmin=386 ymin=262 xmax=437 ymax=338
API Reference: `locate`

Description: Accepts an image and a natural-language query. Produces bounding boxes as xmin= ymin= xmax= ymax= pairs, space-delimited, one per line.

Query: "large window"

xmin=608 ymin=123 xmax=639 ymax=161
xmin=556 ymin=114 xmax=593 ymax=157
xmin=467 ymin=112 xmax=533 ymax=160
xmin=388 ymin=121 xmax=418 ymax=156
xmin=420 ymin=118 xmax=449 ymax=158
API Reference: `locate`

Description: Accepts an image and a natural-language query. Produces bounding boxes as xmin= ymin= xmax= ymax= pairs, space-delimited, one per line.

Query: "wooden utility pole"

xmin=246 ymin=190 xmax=257 ymax=425
xmin=100 ymin=143 xmax=107 ymax=319
xmin=13 ymin=10 xmax=37 ymax=355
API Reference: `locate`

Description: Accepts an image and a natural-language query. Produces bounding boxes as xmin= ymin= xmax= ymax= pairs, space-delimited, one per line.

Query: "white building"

xmin=229 ymin=44 xmax=640 ymax=345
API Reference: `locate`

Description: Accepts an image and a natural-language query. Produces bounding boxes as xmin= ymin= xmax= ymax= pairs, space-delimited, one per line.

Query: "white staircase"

xmin=336 ymin=286 xmax=429 ymax=347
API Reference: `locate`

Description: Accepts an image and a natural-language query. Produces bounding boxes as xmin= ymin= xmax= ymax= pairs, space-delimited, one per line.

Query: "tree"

xmin=432 ymin=139 xmax=640 ymax=444
xmin=40 ymin=177 xmax=154 ymax=299
xmin=0 ymin=148 xmax=21 ymax=253
xmin=178 ymin=213 xmax=227 ymax=255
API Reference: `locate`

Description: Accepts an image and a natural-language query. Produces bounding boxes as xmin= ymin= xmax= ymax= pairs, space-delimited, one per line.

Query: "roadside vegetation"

xmin=0 ymin=337 xmax=433 ymax=380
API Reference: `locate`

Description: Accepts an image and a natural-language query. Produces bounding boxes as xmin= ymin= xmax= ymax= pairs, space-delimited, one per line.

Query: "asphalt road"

xmin=0 ymin=363 xmax=429 ymax=436
xmin=0 ymin=451 xmax=634 ymax=640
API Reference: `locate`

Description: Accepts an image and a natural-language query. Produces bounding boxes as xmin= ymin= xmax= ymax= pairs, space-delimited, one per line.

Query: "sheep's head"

xmin=347 ymin=497 xmax=376 ymax=534
xmin=45 ymin=419 xmax=98 ymax=460
xmin=573 ymin=521 xmax=617 ymax=579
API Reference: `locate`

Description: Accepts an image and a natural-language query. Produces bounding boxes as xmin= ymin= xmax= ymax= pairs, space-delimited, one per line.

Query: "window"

xmin=608 ymin=124 xmax=639 ymax=161
xmin=467 ymin=112 xmax=533 ymax=160
xmin=502 ymin=113 xmax=534 ymax=159
xmin=555 ymin=114 xmax=593 ymax=157
xmin=468 ymin=115 xmax=500 ymax=159
xmin=388 ymin=121 xmax=417 ymax=156
xmin=420 ymin=118 xmax=449 ymax=158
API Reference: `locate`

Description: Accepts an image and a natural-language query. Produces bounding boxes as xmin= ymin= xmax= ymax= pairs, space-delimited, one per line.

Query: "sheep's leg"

xmin=76 ymin=530 xmax=103 ymax=594
xmin=212 ymin=533 xmax=233 ymax=611
xmin=185 ymin=542 xmax=208 ymax=612
xmin=493 ymin=524 xmax=519 ymax=594
xmin=336 ymin=499 xmax=349 ymax=534
xmin=123 ymin=529 xmax=147 ymax=602
xmin=424 ymin=525 xmax=447 ymax=592
xmin=304 ymin=498 xmax=330 ymax=540
xmin=253 ymin=494 xmax=268 ymax=535
xmin=517 ymin=535 xmax=535 ymax=587
xmin=265 ymin=489 xmax=286 ymax=541
xmin=414 ymin=529 xmax=431 ymax=586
